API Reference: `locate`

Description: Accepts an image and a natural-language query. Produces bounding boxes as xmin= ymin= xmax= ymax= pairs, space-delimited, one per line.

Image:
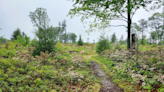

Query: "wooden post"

xmin=132 ymin=33 xmax=135 ymax=49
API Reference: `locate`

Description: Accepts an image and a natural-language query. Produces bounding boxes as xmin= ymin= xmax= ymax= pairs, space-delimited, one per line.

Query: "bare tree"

xmin=138 ymin=19 xmax=148 ymax=45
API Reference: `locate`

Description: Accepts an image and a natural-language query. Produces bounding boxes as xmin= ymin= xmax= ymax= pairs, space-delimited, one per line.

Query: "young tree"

xmin=11 ymin=28 xmax=22 ymax=40
xmin=111 ymin=33 xmax=117 ymax=43
xmin=57 ymin=22 xmax=65 ymax=42
xmin=67 ymin=0 xmax=162 ymax=49
xmin=138 ymin=19 xmax=148 ymax=45
xmin=93 ymin=39 xmax=95 ymax=44
xmin=29 ymin=8 xmax=50 ymax=30
xmin=29 ymin=8 xmax=56 ymax=56
xmin=77 ymin=35 xmax=83 ymax=45
xmin=70 ymin=33 xmax=77 ymax=43
xmin=148 ymin=12 xmax=163 ymax=44
xmin=160 ymin=11 xmax=164 ymax=44
xmin=150 ymin=31 xmax=157 ymax=44
xmin=96 ymin=31 xmax=111 ymax=54
xmin=57 ymin=22 xmax=61 ymax=41
xmin=62 ymin=19 xmax=67 ymax=43
xmin=119 ymin=35 xmax=124 ymax=44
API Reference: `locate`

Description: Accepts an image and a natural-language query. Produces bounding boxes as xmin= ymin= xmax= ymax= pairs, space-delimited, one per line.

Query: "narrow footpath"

xmin=90 ymin=61 xmax=124 ymax=92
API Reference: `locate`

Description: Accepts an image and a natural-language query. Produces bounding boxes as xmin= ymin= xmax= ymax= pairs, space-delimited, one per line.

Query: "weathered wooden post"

xmin=132 ymin=33 xmax=135 ymax=49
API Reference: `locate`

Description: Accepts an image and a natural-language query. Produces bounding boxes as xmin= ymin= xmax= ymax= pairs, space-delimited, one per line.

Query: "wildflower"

xmin=13 ymin=57 xmax=19 ymax=60
xmin=142 ymin=82 xmax=146 ymax=86
xmin=80 ymin=75 xmax=84 ymax=78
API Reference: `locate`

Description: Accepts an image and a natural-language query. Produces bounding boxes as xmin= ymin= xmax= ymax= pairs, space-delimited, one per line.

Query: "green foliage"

xmin=67 ymin=0 xmax=161 ymax=49
xmin=70 ymin=33 xmax=77 ymax=43
xmin=84 ymin=42 xmax=89 ymax=46
xmin=148 ymin=12 xmax=164 ymax=44
xmin=137 ymin=19 xmax=148 ymax=45
xmin=0 ymin=42 xmax=19 ymax=58
xmin=111 ymin=33 xmax=117 ymax=43
xmin=96 ymin=32 xmax=111 ymax=54
xmin=150 ymin=31 xmax=157 ymax=44
xmin=31 ymin=28 xmax=56 ymax=56
xmin=114 ymin=43 xmax=122 ymax=50
xmin=32 ymin=38 xmax=56 ymax=56
xmin=0 ymin=43 xmax=98 ymax=92
xmin=99 ymin=45 xmax=164 ymax=91
xmin=60 ymin=32 xmax=77 ymax=43
xmin=11 ymin=28 xmax=22 ymax=40
xmin=77 ymin=35 xmax=83 ymax=45
xmin=29 ymin=7 xmax=50 ymax=30
xmin=15 ymin=35 xmax=30 ymax=46
xmin=139 ymin=35 xmax=148 ymax=45
xmin=0 ymin=36 xmax=8 ymax=44
xmin=30 ymin=37 xmax=37 ymax=47
xmin=29 ymin=8 xmax=62 ymax=56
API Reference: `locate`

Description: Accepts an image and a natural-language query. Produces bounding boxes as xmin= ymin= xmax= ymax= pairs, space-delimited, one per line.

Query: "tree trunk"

xmin=127 ymin=0 xmax=131 ymax=49
xmin=65 ymin=29 xmax=66 ymax=43
xmin=142 ymin=32 xmax=143 ymax=45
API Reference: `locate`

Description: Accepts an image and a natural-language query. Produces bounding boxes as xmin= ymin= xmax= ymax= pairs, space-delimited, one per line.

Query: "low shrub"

xmin=96 ymin=38 xmax=111 ymax=54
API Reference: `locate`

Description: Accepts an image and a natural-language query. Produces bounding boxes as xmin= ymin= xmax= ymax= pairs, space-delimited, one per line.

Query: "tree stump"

xmin=132 ymin=33 xmax=135 ymax=49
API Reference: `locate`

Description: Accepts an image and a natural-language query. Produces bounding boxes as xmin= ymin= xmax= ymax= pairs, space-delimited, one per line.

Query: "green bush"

xmin=32 ymin=28 xmax=56 ymax=56
xmin=96 ymin=39 xmax=111 ymax=54
xmin=0 ymin=36 xmax=8 ymax=44
xmin=0 ymin=42 xmax=19 ymax=58
xmin=96 ymin=33 xmax=111 ymax=54
xmin=15 ymin=35 xmax=30 ymax=46
xmin=77 ymin=35 xmax=83 ymax=46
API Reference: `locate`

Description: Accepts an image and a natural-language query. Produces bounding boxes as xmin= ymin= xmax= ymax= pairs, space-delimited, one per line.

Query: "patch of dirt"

xmin=90 ymin=61 xmax=124 ymax=92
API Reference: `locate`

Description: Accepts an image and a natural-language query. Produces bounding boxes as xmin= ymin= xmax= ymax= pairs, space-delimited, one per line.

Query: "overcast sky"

xmin=0 ymin=0 xmax=163 ymax=43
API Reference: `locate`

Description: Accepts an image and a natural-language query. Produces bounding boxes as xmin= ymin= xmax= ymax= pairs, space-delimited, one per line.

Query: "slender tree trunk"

xmin=142 ymin=32 xmax=143 ymax=45
xmin=163 ymin=9 xmax=164 ymax=45
xmin=65 ymin=29 xmax=66 ymax=43
xmin=127 ymin=0 xmax=131 ymax=49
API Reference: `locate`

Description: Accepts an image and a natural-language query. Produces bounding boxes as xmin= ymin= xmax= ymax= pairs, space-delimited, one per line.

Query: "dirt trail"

xmin=90 ymin=61 xmax=124 ymax=92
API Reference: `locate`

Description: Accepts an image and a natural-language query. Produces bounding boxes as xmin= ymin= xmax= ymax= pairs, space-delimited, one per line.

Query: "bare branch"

xmin=117 ymin=11 xmax=127 ymax=19
xmin=131 ymin=7 xmax=138 ymax=19
xmin=112 ymin=19 xmax=127 ymax=22
xmin=109 ymin=25 xmax=127 ymax=27
xmin=104 ymin=16 xmax=127 ymax=22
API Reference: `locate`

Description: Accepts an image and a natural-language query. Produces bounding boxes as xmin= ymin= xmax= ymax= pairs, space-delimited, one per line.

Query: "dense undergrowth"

xmin=1 ymin=40 xmax=164 ymax=92
xmin=0 ymin=41 xmax=100 ymax=92
xmin=92 ymin=43 xmax=164 ymax=92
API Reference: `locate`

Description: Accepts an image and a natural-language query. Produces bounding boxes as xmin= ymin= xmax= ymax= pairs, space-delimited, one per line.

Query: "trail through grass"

xmin=90 ymin=61 xmax=124 ymax=92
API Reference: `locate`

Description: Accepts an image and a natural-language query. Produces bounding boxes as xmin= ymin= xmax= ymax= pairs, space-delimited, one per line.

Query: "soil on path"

xmin=90 ymin=61 xmax=124 ymax=92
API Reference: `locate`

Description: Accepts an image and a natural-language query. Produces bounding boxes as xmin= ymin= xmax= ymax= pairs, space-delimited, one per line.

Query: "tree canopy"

xmin=67 ymin=0 xmax=162 ymax=49
xmin=29 ymin=7 xmax=50 ymax=30
xmin=11 ymin=28 xmax=22 ymax=40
